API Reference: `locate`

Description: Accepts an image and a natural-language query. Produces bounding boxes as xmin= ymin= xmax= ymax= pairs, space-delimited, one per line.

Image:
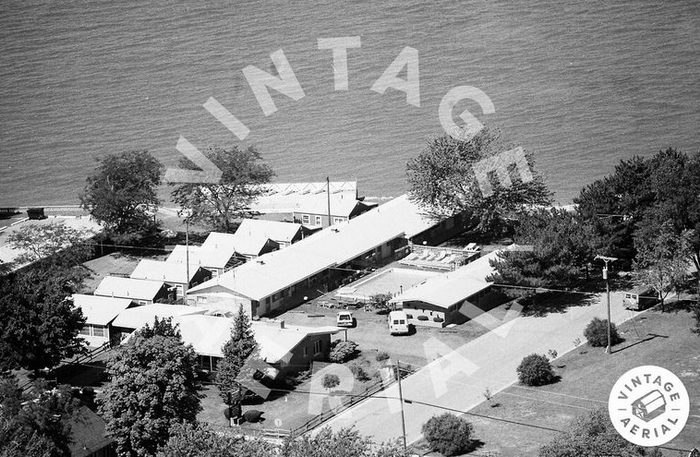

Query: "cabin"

xmin=110 ymin=304 xmax=206 ymax=338
xmin=390 ymin=249 xmax=513 ymax=327
xmin=235 ymin=218 xmax=307 ymax=248
xmin=94 ymin=276 xmax=171 ymax=304
xmin=130 ymin=259 xmax=211 ymax=299
xmin=292 ymin=194 xmax=377 ymax=228
xmin=71 ymin=294 xmax=134 ymax=347
xmin=172 ymin=314 xmax=339 ymax=377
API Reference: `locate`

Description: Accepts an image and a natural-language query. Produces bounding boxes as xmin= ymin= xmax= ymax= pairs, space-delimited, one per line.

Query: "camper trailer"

xmin=623 ymin=286 xmax=658 ymax=311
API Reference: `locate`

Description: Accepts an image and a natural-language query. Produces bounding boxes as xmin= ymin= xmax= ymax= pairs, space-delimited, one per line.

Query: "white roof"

xmin=71 ymin=294 xmax=133 ymax=326
xmin=249 ymin=181 xmax=357 ymax=214
xmin=130 ymin=259 xmax=201 ymax=284
xmin=390 ymin=248 xmax=511 ymax=309
xmin=94 ymin=276 xmax=166 ymax=301
xmin=112 ymin=304 xmax=205 ymax=329
xmin=171 ymin=314 xmax=339 ymax=363
xmin=292 ymin=193 xmax=375 ymax=218
xmin=188 ymin=195 xmax=440 ymax=301
xmin=203 ymin=231 xmax=272 ymax=259
xmin=236 ymin=219 xmax=302 ymax=244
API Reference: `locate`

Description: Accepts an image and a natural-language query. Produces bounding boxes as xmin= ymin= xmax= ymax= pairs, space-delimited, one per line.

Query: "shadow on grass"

xmin=519 ymin=291 xmax=597 ymax=318
xmin=610 ymin=333 xmax=668 ymax=355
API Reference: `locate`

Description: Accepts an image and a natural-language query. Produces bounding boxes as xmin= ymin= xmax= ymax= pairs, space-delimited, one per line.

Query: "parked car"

xmin=388 ymin=310 xmax=410 ymax=335
xmin=623 ymin=286 xmax=659 ymax=311
xmin=336 ymin=311 xmax=355 ymax=327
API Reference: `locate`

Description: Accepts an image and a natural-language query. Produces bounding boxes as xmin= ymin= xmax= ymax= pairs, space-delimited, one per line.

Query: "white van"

xmin=388 ymin=310 xmax=410 ymax=335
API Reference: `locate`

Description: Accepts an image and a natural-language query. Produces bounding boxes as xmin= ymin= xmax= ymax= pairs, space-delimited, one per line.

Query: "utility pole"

xmin=595 ymin=255 xmax=618 ymax=354
xmin=396 ymin=360 xmax=407 ymax=451
xmin=326 ymin=176 xmax=332 ymax=228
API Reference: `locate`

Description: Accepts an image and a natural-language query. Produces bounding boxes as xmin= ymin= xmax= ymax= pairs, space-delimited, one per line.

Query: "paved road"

xmin=320 ymin=292 xmax=640 ymax=444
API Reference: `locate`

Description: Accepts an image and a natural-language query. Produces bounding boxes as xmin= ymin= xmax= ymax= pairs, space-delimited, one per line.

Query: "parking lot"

xmin=275 ymin=300 xmax=516 ymax=368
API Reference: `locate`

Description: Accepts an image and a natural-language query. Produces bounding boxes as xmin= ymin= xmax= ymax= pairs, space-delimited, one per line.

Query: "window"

xmin=302 ymin=214 xmax=310 ymax=224
xmin=79 ymin=326 xmax=90 ymax=336
xmin=197 ymin=296 xmax=207 ymax=303
xmin=315 ymin=216 xmax=322 ymax=226
xmin=303 ymin=346 xmax=308 ymax=358
xmin=333 ymin=217 xmax=344 ymax=225
xmin=313 ymin=340 xmax=322 ymax=354
xmin=406 ymin=314 xmax=413 ymax=319
xmin=92 ymin=325 xmax=105 ymax=337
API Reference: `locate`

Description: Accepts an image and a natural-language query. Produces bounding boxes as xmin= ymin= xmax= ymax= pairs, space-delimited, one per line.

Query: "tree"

xmin=6 ymin=222 xmax=96 ymax=266
xmin=632 ymin=219 xmax=691 ymax=311
xmin=406 ymin=127 xmax=551 ymax=236
xmin=217 ymin=306 xmax=259 ymax=404
xmin=0 ymin=267 xmax=87 ymax=373
xmin=539 ymin=408 xmax=662 ymax=457
xmin=0 ymin=377 xmax=80 ymax=457
xmin=281 ymin=427 xmax=410 ymax=457
xmin=576 ymin=148 xmax=700 ymax=292
xmin=81 ymin=150 xmax=163 ymax=238
xmin=98 ymin=319 xmax=201 ymax=457
xmin=156 ymin=422 xmax=272 ymax=457
xmin=488 ymin=209 xmax=602 ymax=288
xmin=421 ymin=413 xmax=475 ymax=456
xmin=171 ymin=145 xmax=275 ymax=232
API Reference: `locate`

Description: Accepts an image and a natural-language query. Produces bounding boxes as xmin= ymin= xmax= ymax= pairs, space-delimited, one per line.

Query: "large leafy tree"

xmin=576 ymin=148 xmax=700 ymax=282
xmin=632 ymin=220 xmax=691 ymax=311
xmin=171 ymin=145 xmax=275 ymax=232
xmin=6 ymin=222 xmax=96 ymax=266
xmin=80 ymin=150 xmax=163 ymax=238
xmin=539 ymin=409 xmax=661 ymax=457
xmin=156 ymin=422 xmax=272 ymax=457
xmin=488 ymin=209 xmax=602 ymax=288
xmin=0 ymin=377 xmax=81 ymax=457
xmin=217 ymin=305 xmax=259 ymax=404
xmin=98 ymin=318 xmax=201 ymax=457
xmin=0 ymin=266 xmax=87 ymax=373
xmin=406 ymin=127 xmax=552 ymax=236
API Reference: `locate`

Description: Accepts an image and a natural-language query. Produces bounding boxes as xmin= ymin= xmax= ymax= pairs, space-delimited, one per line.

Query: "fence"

xmin=290 ymin=362 xmax=416 ymax=436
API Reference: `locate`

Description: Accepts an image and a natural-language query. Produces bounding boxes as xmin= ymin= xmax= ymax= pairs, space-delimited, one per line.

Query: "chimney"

xmin=279 ymin=320 xmax=285 ymax=329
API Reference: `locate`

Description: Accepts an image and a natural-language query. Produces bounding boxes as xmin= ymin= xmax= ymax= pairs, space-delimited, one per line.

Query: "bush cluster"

xmin=375 ymin=351 xmax=390 ymax=362
xmin=584 ymin=317 xmax=621 ymax=347
xmin=517 ymin=354 xmax=556 ymax=386
xmin=422 ymin=413 xmax=475 ymax=456
xmin=349 ymin=363 xmax=370 ymax=382
xmin=329 ymin=340 xmax=359 ymax=363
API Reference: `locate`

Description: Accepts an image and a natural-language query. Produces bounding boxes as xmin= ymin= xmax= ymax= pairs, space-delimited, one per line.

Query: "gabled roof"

xmin=94 ymin=276 xmax=166 ymax=301
xmin=130 ymin=259 xmax=201 ymax=284
xmin=71 ymin=294 xmax=133 ymax=326
xmin=188 ymin=195 xmax=441 ymax=301
xmin=111 ymin=304 xmax=205 ymax=329
xmin=292 ymin=193 xmax=376 ymax=218
xmin=202 ymin=231 xmax=272 ymax=260
xmin=68 ymin=406 xmax=113 ymax=457
xmin=236 ymin=219 xmax=302 ymax=244
xmin=390 ymin=248 xmax=513 ymax=309
xmin=171 ymin=314 xmax=339 ymax=363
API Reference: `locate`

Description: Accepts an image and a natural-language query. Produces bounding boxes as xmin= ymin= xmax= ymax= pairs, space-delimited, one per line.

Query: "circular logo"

xmin=608 ymin=365 xmax=690 ymax=447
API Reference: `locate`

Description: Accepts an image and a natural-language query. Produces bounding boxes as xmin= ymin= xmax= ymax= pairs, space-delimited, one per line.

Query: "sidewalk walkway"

xmin=320 ymin=292 xmax=640 ymax=444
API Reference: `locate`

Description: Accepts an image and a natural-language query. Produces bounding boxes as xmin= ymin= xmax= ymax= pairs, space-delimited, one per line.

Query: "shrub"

xmin=243 ymin=409 xmax=262 ymax=423
xmin=322 ymin=374 xmax=340 ymax=390
xmin=349 ymin=363 xmax=370 ymax=382
xmin=416 ymin=315 xmax=429 ymax=321
xmin=433 ymin=317 xmax=444 ymax=323
xmin=517 ymin=354 xmax=556 ymax=386
xmin=329 ymin=340 xmax=359 ymax=363
xmin=376 ymin=351 xmax=390 ymax=362
xmin=584 ymin=317 xmax=621 ymax=347
xmin=422 ymin=413 xmax=475 ymax=456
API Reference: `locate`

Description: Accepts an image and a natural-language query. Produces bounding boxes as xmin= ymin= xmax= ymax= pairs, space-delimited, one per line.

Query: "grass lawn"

xmin=442 ymin=303 xmax=700 ymax=457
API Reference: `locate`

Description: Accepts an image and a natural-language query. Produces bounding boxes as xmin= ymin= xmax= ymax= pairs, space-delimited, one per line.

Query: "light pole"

xmin=595 ymin=255 xmax=618 ymax=354
xmin=396 ymin=360 xmax=407 ymax=451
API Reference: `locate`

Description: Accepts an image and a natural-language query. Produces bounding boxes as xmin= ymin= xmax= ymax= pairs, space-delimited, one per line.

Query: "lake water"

xmin=1 ymin=0 xmax=699 ymax=206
